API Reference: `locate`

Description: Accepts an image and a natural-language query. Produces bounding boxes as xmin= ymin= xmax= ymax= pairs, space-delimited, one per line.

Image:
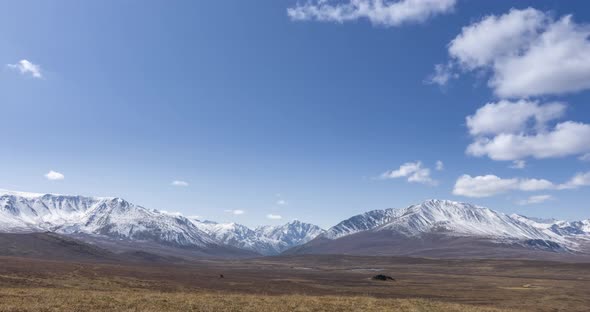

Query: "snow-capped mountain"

xmin=0 ymin=190 xmax=215 ymax=247
xmin=373 ymin=200 xmax=565 ymax=243
xmin=0 ymin=190 xmax=324 ymax=256
xmin=322 ymin=208 xmax=404 ymax=239
xmin=189 ymin=219 xmax=274 ymax=254
xmin=512 ymin=214 xmax=590 ymax=238
xmin=190 ymin=218 xmax=325 ymax=255
xmin=0 ymin=190 xmax=104 ymax=230
xmin=312 ymin=200 xmax=587 ymax=253
xmin=3 ymin=190 xmax=589 ymax=259
xmin=255 ymin=220 xmax=326 ymax=253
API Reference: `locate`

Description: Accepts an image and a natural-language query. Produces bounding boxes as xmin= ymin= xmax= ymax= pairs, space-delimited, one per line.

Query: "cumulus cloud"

xmin=45 ymin=170 xmax=64 ymax=181
xmin=381 ymin=161 xmax=437 ymax=185
xmin=225 ymin=209 xmax=245 ymax=215
xmin=467 ymin=121 xmax=590 ymax=160
xmin=452 ymin=174 xmax=554 ymax=198
xmin=518 ymin=194 xmax=553 ymax=205
xmin=434 ymin=8 xmax=590 ymax=97
xmin=277 ymin=199 xmax=288 ymax=206
xmin=287 ymin=0 xmax=457 ymax=27
xmin=466 ymin=100 xmax=566 ymax=136
xmin=454 ymin=171 xmax=590 ymax=197
xmin=448 ymin=8 xmax=545 ymax=70
xmin=7 ymin=59 xmax=43 ymax=78
xmin=465 ymin=100 xmax=590 ymax=161
xmin=559 ymin=171 xmax=590 ymax=190
xmin=171 ymin=180 xmax=189 ymax=187
xmin=266 ymin=214 xmax=283 ymax=220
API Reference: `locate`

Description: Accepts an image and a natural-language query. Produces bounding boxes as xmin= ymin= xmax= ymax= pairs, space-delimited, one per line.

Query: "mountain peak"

xmin=322 ymin=199 xmax=572 ymax=248
xmin=189 ymin=218 xmax=324 ymax=255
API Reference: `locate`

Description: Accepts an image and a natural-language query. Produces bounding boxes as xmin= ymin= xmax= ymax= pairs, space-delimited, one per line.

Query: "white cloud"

xmin=381 ymin=161 xmax=436 ymax=185
xmin=466 ymin=100 xmax=566 ymax=136
xmin=467 ymin=121 xmax=590 ymax=161
xmin=277 ymin=199 xmax=288 ymax=206
xmin=492 ymin=15 xmax=590 ymax=98
xmin=435 ymin=160 xmax=444 ymax=171
xmin=518 ymin=194 xmax=553 ymax=205
xmin=171 ymin=180 xmax=189 ymax=187
xmin=7 ymin=59 xmax=43 ymax=78
xmin=519 ymin=178 xmax=555 ymax=191
xmin=579 ymin=154 xmax=590 ymax=162
xmin=449 ymin=8 xmax=545 ymax=70
xmin=287 ymin=0 xmax=457 ymax=27
xmin=266 ymin=214 xmax=283 ymax=220
xmin=465 ymin=100 xmax=590 ymax=161
xmin=426 ymin=63 xmax=457 ymax=86
xmin=438 ymin=8 xmax=590 ymax=97
xmin=45 ymin=170 xmax=64 ymax=181
xmin=452 ymin=174 xmax=554 ymax=198
xmin=509 ymin=160 xmax=526 ymax=169
xmin=225 ymin=209 xmax=245 ymax=215
xmin=559 ymin=171 xmax=590 ymax=190
xmin=454 ymin=171 xmax=590 ymax=197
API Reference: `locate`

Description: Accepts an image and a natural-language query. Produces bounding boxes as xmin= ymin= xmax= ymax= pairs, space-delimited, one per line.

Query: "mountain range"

xmin=0 ymin=190 xmax=322 ymax=256
xmin=1 ymin=190 xmax=589 ymax=260
xmin=288 ymin=200 xmax=590 ymax=260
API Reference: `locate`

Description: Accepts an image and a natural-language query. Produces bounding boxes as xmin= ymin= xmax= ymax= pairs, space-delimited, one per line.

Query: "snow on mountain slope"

xmin=376 ymin=200 xmax=564 ymax=241
xmin=0 ymin=191 xmax=215 ymax=248
xmin=63 ymin=198 xmax=216 ymax=247
xmin=189 ymin=220 xmax=274 ymax=254
xmin=3 ymin=190 xmax=587 ymax=256
xmin=0 ymin=190 xmax=107 ymax=231
xmin=255 ymin=220 xmax=325 ymax=253
xmin=512 ymin=214 xmax=590 ymax=238
xmin=190 ymin=219 xmax=325 ymax=255
xmin=0 ymin=190 xmax=325 ymax=255
xmin=321 ymin=200 xmax=573 ymax=249
xmin=322 ymin=208 xmax=405 ymax=239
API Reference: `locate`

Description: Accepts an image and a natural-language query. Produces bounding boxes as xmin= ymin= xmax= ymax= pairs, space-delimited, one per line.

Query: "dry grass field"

xmin=0 ymin=288 xmax=512 ymax=312
xmin=0 ymin=255 xmax=588 ymax=311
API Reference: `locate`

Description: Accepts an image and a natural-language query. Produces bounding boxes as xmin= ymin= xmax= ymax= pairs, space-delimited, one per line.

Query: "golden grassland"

xmin=0 ymin=287 xmax=511 ymax=312
xmin=1 ymin=255 xmax=589 ymax=311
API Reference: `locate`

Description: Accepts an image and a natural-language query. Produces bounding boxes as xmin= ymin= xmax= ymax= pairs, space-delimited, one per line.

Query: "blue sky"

xmin=1 ymin=0 xmax=589 ymax=228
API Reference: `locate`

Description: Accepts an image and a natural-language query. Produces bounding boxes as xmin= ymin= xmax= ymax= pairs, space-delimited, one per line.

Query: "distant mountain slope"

xmin=288 ymin=200 xmax=588 ymax=258
xmin=322 ymin=200 xmax=567 ymax=242
xmin=255 ymin=220 xmax=326 ymax=253
xmin=190 ymin=219 xmax=325 ymax=255
xmin=0 ymin=190 xmax=324 ymax=256
xmin=3 ymin=190 xmax=588 ymax=260
xmin=0 ymin=191 xmax=251 ymax=257
xmin=0 ymin=232 xmax=204 ymax=262
xmin=322 ymin=208 xmax=404 ymax=239
xmin=0 ymin=190 xmax=216 ymax=247
xmin=512 ymin=214 xmax=590 ymax=237
xmin=0 ymin=232 xmax=115 ymax=261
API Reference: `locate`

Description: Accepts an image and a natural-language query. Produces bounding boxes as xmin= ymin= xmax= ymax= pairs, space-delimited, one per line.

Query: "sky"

xmin=1 ymin=0 xmax=589 ymax=229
